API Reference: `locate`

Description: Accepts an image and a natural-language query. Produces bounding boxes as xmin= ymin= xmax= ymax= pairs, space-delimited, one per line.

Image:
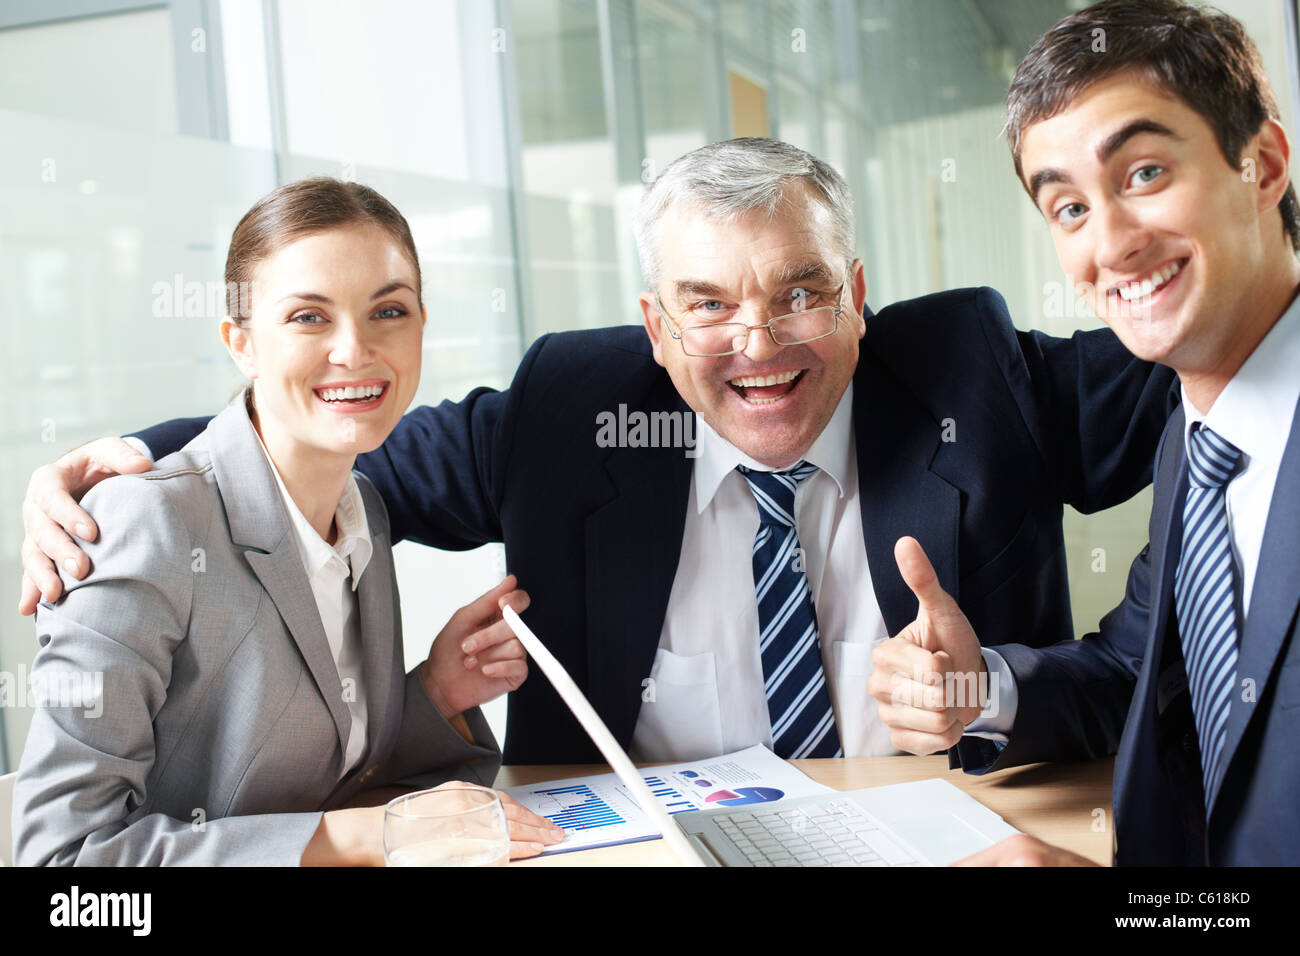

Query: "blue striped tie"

xmin=738 ymin=462 xmax=842 ymax=759
xmin=1173 ymin=424 xmax=1243 ymax=807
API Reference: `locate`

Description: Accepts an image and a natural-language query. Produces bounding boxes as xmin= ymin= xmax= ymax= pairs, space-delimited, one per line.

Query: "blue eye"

xmin=1055 ymin=202 xmax=1087 ymax=226
xmin=1130 ymin=165 xmax=1163 ymax=187
xmin=376 ymin=307 xmax=407 ymax=319
xmin=688 ymin=300 xmax=731 ymax=322
xmin=787 ymin=287 xmax=830 ymax=311
xmin=290 ymin=312 xmax=325 ymax=325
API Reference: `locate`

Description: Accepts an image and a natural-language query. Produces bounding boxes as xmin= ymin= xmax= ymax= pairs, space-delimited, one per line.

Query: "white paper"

xmin=505 ymin=744 xmax=832 ymax=855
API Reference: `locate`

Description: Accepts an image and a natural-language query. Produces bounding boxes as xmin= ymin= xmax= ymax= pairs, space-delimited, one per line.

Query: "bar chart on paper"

xmin=643 ymin=775 xmax=694 ymax=814
xmin=532 ymin=784 xmax=626 ymax=831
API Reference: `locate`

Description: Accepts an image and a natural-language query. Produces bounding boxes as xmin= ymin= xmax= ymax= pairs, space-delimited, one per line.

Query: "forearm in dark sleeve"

xmin=1018 ymin=322 xmax=1176 ymax=513
xmin=127 ymin=416 xmax=212 ymax=459
xmin=951 ymin=539 xmax=1153 ymax=774
xmin=352 ymin=333 xmax=553 ymax=547
xmin=353 ymin=388 xmax=509 ymax=549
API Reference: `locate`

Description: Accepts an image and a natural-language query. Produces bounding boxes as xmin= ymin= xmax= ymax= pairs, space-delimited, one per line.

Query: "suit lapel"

xmin=355 ymin=523 xmax=396 ymax=762
xmin=209 ymin=394 xmax=352 ymax=759
xmin=1145 ymin=409 xmax=1188 ymax=693
xmin=1214 ymin=396 xmax=1300 ymax=813
xmin=243 ymin=552 xmax=351 ymax=756
xmin=851 ymin=349 xmax=961 ymax=633
xmin=1113 ymin=409 xmax=1187 ymax=811
xmin=583 ymin=387 xmax=693 ymax=746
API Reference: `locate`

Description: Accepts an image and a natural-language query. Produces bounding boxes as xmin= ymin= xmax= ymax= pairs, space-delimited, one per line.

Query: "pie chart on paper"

xmin=703 ymin=786 xmax=786 ymax=807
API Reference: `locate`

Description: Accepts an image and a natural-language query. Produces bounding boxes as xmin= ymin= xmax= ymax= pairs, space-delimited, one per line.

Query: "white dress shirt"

xmin=252 ymin=432 xmax=374 ymax=781
xmin=1182 ymin=296 xmax=1300 ymax=618
xmin=979 ymin=291 xmax=1300 ymax=737
xmin=630 ymin=384 xmax=898 ymax=761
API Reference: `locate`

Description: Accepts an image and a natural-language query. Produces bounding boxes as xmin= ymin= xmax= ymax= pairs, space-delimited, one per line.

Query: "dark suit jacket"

xmin=954 ymin=395 xmax=1300 ymax=865
xmin=136 ymin=287 xmax=1174 ymax=765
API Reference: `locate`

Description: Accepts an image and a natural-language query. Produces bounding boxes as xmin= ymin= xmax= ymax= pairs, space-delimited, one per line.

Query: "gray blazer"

xmin=13 ymin=394 xmax=501 ymax=866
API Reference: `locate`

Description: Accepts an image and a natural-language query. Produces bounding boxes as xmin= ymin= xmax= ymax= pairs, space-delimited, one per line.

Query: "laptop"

xmin=502 ymin=607 xmax=1019 ymax=867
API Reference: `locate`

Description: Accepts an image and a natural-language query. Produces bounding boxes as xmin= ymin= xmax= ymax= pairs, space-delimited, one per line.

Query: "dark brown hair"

xmin=225 ymin=177 xmax=422 ymax=322
xmin=1005 ymin=0 xmax=1299 ymax=251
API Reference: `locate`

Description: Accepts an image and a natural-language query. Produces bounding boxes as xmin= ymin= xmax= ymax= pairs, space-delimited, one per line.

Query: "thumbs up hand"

xmin=867 ymin=537 xmax=989 ymax=754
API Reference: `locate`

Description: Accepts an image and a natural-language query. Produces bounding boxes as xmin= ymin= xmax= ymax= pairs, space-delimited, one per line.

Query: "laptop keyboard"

xmin=710 ymin=798 xmax=919 ymax=867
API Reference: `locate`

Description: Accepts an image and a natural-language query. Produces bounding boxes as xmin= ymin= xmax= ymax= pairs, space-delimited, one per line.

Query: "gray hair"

xmin=633 ymin=137 xmax=856 ymax=290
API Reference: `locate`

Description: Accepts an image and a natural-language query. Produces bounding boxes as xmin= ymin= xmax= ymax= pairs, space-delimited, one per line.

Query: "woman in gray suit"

xmin=13 ymin=179 xmax=564 ymax=865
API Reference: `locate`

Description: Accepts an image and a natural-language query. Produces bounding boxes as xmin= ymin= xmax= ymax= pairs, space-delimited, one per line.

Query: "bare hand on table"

xmin=952 ymin=833 xmax=1098 ymax=867
xmin=303 ymin=782 xmax=565 ymax=865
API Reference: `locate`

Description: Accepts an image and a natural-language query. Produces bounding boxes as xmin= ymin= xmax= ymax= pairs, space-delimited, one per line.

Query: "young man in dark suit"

xmin=872 ymin=0 xmax=1300 ymax=865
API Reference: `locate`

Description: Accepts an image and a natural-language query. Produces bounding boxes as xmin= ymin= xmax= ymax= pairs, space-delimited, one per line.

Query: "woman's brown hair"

xmin=224 ymin=177 xmax=423 ymax=323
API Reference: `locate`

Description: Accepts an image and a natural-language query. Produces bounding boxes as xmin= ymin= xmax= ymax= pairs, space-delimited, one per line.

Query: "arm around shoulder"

xmin=12 ymin=474 xmax=320 ymax=866
xmin=351 ymin=332 xmax=558 ymax=548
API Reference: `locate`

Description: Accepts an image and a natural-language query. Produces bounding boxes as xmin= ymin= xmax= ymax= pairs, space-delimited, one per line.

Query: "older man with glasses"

xmin=20 ymin=137 xmax=1174 ymax=765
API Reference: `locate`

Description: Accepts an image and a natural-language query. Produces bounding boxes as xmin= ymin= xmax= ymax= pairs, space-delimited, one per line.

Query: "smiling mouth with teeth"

xmin=728 ymin=369 xmax=806 ymax=405
xmin=315 ymin=383 xmax=388 ymax=405
xmin=1110 ymin=258 xmax=1187 ymax=304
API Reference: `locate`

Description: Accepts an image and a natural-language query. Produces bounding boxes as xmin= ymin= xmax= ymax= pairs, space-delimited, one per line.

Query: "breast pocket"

xmin=832 ymin=640 xmax=895 ymax=757
xmin=1275 ymin=655 xmax=1300 ymax=711
xmin=959 ymin=510 xmax=1039 ymax=602
xmin=634 ymin=649 xmax=724 ymax=762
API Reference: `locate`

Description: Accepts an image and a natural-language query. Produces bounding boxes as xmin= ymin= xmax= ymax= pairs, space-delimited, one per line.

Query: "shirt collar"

xmin=251 ymin=427 xmax=373 ymax=589
xmin=693 ymin=382 xmax=855 ymax=512
xmin=1181 ymin=289 xmax=1300 ymax=478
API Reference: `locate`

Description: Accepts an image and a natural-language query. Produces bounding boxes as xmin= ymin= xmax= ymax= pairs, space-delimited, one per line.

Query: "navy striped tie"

xmin=1174 ymin=423 xmax=1243 ymax=807
xmin=738 ymin=462 xmax=842 ymax=759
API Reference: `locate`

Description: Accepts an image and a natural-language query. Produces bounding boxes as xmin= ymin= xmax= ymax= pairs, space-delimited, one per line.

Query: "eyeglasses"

xmin=655 ymin=270 xmax=853 ymax=358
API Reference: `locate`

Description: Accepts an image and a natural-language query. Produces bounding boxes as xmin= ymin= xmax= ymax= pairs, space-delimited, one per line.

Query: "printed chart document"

xmin=504 ymin=744 xmax=831 ymax=854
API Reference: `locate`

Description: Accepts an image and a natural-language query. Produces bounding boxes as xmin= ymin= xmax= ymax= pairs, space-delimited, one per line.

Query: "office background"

xmin=2 ymin=0 xmax=1297 ymax=771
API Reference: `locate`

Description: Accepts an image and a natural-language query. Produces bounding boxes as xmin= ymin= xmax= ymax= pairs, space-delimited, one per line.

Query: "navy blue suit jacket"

xmin=954 ymin=394 xmax=1300 ymax=865
xmin=136 ymin=287 xmax=1174 ymax=765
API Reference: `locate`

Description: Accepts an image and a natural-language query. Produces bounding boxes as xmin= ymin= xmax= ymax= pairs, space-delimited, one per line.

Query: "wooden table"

xmin=498 ymin=755 xmax=1115 ymax=866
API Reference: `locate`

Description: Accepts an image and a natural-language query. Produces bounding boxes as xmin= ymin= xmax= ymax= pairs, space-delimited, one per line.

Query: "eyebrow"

xmin=278 ymin=280 xmax=416 ymax=305
xmin=672 ymin=279 xmax=728 ymax=300
xmin=773 ymin=261 xmax=835 ymax=286
xmin=1028 ymin=118 xmax=1182 ymax=204
xmin=671 ymin=262 xmax=836 ymax=300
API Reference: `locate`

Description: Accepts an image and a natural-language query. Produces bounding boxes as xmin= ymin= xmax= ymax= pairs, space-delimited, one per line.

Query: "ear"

xmin=221 ymin=317 xmax=257 ymax=379
xmin=1252 ymin=118 xmax=1292 ymax=216
xmin=848 ymin=258 xmax=868 ymax=337
xmin=639 ymin=291 xmax=667 ymax=368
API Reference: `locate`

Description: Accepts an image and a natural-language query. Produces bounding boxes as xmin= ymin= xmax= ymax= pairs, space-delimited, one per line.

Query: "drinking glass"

xmin=383 ymin=785 xmax=510 ymax=867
